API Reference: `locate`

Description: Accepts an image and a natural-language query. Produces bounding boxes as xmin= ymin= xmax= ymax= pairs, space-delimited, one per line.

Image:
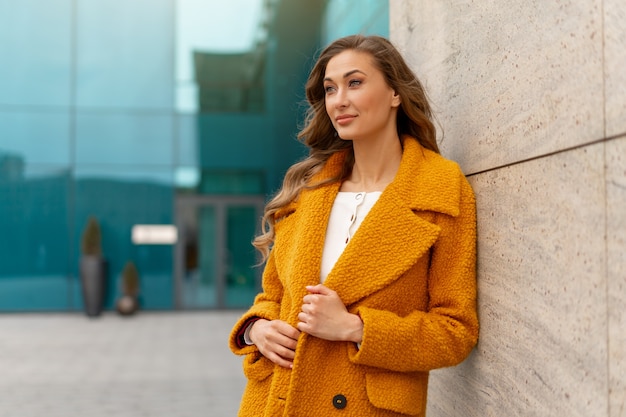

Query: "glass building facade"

xmin=0 ymin=0 xmax=388 ymax=312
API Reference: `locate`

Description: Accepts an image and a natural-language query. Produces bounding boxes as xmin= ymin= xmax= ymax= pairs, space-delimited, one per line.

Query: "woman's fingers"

xmin=268 ymin=326 xmax=299 ymax=352
xmin=298 ymin=284 xmax=363 ymax=342
xmin=250 ymin=319 xmax=300 ymax=368
xmin=272 ymin=319 xmax=301 ymax=341
xmin=305 ymin=284 xmax=333 ymax=295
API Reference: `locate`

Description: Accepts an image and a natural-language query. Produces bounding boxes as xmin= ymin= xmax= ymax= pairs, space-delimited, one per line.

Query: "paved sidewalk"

xmin=0 ymin=311 xmax=247 ymax=417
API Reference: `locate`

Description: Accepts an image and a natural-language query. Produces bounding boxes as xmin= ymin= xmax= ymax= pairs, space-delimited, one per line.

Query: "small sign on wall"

xmin=131 ymin=225 xmax=178 ymax=245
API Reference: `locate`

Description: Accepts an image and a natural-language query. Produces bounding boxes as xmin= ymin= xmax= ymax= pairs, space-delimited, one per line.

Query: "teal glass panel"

xmin=197 ymin=206 xmax=218 ymax=307
xmin=176 ymin=114 xmax=199 ymax=166
xmin=197 ymin=113 xmax=271 ymax=169
xmin=75 ymin=0 xmax=174 ymax=109
xmin=0 ymin=167 xmax=72 ymax=311
xmin=174 ymin=115 xmax=200 ymax=190
xmin=322 ymin=0 xmax=389 ymax=43
xmin=0 ymin=0 xmax=72 ymax=106
xmin=0 ymin=110 xmax=71 ymax=165
xmin=73 ymin=167 xmax=174 ymax=310
xmin=181 ymin=205 xmax=218 ymax=308
xmin=199 ymin=171 xmax=265 ymax=195
xmin=225 ymin=206 xmax=260 ymax=308
xmin=75 ymin=113 xmax=174 ymax=166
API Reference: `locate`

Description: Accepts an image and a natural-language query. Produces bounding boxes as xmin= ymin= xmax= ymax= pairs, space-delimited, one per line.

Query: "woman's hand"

xmin=249 ymin=319 xmax=300 ymax=369
xmin=297 ymin=284 xmax=363 ymax=343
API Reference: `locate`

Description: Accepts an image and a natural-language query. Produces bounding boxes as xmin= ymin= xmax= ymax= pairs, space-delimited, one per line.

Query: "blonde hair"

xmin=253 ymin=35 xmax=439 ymax=260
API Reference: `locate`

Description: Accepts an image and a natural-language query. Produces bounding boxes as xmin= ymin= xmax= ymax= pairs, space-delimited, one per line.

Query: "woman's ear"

xmin=391 ymin=91 xmax=402 ymax=107
xmin=392 ymin=91 xmax=401 ymax=108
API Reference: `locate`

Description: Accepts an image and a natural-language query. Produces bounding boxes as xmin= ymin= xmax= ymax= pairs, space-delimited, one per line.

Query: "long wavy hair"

xmin=253 ymin=34 xmax=439 ymax=260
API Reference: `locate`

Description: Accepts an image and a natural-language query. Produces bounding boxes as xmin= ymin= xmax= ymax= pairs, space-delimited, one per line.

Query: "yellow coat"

xmin=229 ymin=137 xmax=478 ymax=417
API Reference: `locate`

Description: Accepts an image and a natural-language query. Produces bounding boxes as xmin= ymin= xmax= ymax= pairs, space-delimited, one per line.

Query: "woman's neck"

xmin=340 ymin=135 xmax=402 ymax=192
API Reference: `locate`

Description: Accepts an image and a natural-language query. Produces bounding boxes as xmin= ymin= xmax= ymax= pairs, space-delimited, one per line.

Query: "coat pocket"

xmin=365 ymin=371 xmax=428 ymax=416
xmin=242 ymin=350 xmax=274 ymax=382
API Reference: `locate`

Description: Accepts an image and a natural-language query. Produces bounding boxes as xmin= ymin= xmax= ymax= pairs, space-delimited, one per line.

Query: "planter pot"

xmin=80 ymin=255 xmax=106 ymax=317
xmin=116 ymin=295 xmax=138 ymax=316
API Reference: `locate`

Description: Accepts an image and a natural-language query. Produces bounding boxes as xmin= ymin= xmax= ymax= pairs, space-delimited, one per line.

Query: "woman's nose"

xmin=334 ymin=89 xmax=348 ymax=108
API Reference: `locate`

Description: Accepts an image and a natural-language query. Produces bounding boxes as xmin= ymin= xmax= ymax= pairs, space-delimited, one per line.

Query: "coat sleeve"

xmin=229 ymin=249 xmax=283 ymax=355
xmin=350 ymin=175 xmax=478 ymax=372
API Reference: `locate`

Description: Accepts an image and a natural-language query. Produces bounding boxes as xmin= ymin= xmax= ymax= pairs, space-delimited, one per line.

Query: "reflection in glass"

xmin=176 ymin=114 xmax=198 ymax=166
xmin=174 ymin=167 xmax=200 ymax=190
xmin=75 ymin=0 xmax=174 ymax=109
xmin=73 ymin=167 xmax=174 ymax=310
xmin=175 ymin=0 xmax=267 ymax=113
xmin=0 ymin=111 xmax=71 ymax=165
xmin=225 ymin=206 xmax=259 ymax=308
xmin=0 ymin=0 xmax=72 ymax=106
xmin=0 ymin=0 xmax=387 ymax=312
xmin=180 ymin=205 xmax=217 ymax=308
xmin=322 ymin=0 xmax=389 ymax=43
xmin=176 ymin=195 xmax=264 ymax=309
xmin=75 ymin=113 xmax=174 ymax=166
xmin=0 ymin=167 xmax=72 ymax=311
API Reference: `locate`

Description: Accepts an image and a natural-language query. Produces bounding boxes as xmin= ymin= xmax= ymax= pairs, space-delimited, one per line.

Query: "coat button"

xmin=332 ymin=394 xmax=347 ymax=409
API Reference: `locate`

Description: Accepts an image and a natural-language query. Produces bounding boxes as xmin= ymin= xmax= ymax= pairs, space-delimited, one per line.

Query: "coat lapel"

xmin=323 ymin=137 xmax=462 ymax=306
xmin=274 ymin=182 xmax=339 ymax=294
xmin=273 ymin=137 xmax=463 ymax=308
xmin=272 ymin=152 xmax=345 ymax=307
xmin=323 ymin=190 xmax=441 ymax=306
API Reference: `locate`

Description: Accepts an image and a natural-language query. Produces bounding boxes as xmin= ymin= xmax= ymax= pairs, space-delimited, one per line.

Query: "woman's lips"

xmin=336 ymin=115 xmax=356 ymax=125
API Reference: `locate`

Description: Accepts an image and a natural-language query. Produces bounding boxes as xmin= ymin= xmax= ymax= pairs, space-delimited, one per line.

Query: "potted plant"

xmin=116 ymin=261 xmax=140 ymax=316
xmin=79 ymin=216 xmax=106 ymax=317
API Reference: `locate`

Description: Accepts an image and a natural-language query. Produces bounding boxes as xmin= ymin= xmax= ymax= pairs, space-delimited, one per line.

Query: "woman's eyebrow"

xmin=323 ymin=69 xmax=367 ymax=82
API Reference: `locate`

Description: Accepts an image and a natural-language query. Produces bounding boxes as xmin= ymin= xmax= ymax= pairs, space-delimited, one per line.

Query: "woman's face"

xmin=323 ymin=50 xmax=400 ymax=142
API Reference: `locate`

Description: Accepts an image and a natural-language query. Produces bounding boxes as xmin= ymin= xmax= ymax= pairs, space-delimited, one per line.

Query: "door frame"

xmin=174 ymin=194 xmax=265 ymax=309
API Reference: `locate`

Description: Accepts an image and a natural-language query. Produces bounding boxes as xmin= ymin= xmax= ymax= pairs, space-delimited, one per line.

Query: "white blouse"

xmin=320 ymin=191 xmax=382 ymax=282
xmin=243 ymin=191 xmax=382 ymax=346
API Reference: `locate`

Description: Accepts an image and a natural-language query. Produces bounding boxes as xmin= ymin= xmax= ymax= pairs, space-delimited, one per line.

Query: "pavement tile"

xmin=0 ymin=311 xmax=247 ymax=417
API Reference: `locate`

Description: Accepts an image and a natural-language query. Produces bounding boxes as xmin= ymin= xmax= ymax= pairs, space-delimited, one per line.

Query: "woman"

xmin=229 ymin=34 xmax=478 ymax=417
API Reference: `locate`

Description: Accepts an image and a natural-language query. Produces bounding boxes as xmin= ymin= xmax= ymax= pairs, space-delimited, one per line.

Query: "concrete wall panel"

xmin=607 ymin=136 xmax=626 ymax=417
xmin=605 ymin=0 xmax=626 ymax=136
xmin=390 ymin=1 xmax=625 ymax=415
xmin=390 ymin=0 xmax=604 ymax=174
xmin=426 ymin=145 xmax=608 ymax=417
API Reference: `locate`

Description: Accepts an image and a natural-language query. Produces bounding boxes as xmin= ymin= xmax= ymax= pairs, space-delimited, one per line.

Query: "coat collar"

xmin=276 ymin=137 xmax=464 ymax=306
xmin=304 ymin=136 xmax=462 ymax=216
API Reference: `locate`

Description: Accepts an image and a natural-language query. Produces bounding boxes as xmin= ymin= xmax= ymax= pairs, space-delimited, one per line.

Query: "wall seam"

xmin=603 ymin=138 xmax=611 ymax=417
xmin=466 ymin=134 xmax=624 ymax=178
xmin=600 ymin=0 xmax=611 ymax=414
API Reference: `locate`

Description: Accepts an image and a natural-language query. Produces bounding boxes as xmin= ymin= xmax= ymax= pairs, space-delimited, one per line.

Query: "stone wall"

xmin=390 ymin=1 xmax=625 ymax=416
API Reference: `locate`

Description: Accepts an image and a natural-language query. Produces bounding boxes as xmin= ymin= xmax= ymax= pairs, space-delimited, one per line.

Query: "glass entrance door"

xmin=174 ymin=195 xmax=264 ymax=309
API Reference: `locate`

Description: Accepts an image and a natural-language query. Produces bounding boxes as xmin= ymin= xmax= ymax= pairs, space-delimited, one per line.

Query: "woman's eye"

xmin=324 ymin=85 xmax=336 ymax=94
xmin=348 ymin=79 xmax=362 ymax=87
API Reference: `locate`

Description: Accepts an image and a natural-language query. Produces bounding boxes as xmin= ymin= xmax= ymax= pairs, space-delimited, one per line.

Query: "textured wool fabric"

xmin=229 ymin=137 xmax=478 ymax=417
